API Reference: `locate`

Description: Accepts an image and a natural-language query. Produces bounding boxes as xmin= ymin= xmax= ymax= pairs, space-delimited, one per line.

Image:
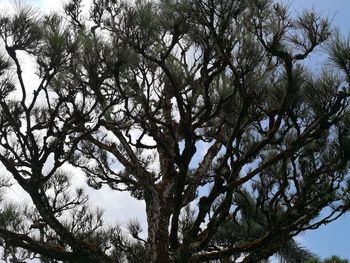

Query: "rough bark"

xmin=144 ymin=186 xmax=172 ymax=263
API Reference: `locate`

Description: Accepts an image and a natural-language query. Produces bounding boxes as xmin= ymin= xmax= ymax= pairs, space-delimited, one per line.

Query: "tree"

xmin=324 ymin=256 xmax=349 ymax=263
xmin=306 ymin=255 xmax=349 ymax=263
xmin=210 ymin=190 xmax=316 ymax=262
xmin=0 ymin=0 xmax=350 ymax=262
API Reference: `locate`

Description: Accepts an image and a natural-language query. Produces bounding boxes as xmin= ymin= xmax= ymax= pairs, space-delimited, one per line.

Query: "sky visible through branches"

xmin=0 ymin=0 xmax=349 ymax=260
xmin=281 ymin=0 xmax=350 ymax=259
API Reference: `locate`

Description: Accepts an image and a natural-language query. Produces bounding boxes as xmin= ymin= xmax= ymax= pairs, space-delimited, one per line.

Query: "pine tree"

xmin=0 ymin=0 xmax=350 ymax=262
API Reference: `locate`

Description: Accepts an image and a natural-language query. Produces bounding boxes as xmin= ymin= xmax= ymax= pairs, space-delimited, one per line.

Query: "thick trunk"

xmin=145 ymin=187 xmax=172 ymax=263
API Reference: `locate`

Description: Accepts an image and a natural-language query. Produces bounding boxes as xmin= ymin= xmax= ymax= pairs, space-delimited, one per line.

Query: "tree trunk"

xmin=144 ymin=187 xmax=172 ymax=263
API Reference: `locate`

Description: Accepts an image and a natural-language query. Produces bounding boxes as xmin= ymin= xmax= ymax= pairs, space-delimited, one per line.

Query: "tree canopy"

xmin=0 ymin=0 xmax=350 ymax=262
xmin=306 ymin=255 xmax=349 ymax=263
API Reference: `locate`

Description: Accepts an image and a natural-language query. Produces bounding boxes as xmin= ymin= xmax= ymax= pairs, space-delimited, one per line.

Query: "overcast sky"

xmin=0 ymin=0 xmax=350 ymax=260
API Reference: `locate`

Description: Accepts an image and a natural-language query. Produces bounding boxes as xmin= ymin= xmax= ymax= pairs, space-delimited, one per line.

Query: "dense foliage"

xmin=0 ymin=0 xmax=350 ymax=262
xmin=307 ymin=255 xmax=349 ymax=263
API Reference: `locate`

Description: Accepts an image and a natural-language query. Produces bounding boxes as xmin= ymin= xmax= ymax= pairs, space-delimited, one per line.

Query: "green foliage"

xmin=324 ymin=256 xmax=349 ymax=263
xmin=211 ymin=190 xmax=316 ymax=262
xmin=1 ymin=0 xmax=350 ymax=262
xmin=327 ymin=32 xmax=350 ymax=80
xmin=306 ymin=255 xmax=349 ymax=263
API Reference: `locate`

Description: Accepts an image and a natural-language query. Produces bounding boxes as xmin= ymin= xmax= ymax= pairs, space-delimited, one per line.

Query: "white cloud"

xmin=40 ymin=0 xmax=67 ymax=13
xmin=69 ymin=167 xmax=147 ymax=228
xmin=0 ymin=0 xmax=92 ymax=15
xmin=41 ymin=0 xmax=93 ymax=14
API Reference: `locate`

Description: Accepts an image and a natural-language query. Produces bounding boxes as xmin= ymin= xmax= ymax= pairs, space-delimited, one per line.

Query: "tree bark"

xmin=144 ymin=186 xmax=172 ymax=263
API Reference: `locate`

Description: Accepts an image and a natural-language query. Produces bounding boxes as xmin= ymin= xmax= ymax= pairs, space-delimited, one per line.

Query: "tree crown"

xmin=0 ymin=0 xmax=350 ymax=262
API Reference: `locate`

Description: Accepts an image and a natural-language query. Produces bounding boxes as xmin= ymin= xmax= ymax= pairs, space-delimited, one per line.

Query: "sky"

xmin=0 ymin=0 xmax=350 ymax=261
